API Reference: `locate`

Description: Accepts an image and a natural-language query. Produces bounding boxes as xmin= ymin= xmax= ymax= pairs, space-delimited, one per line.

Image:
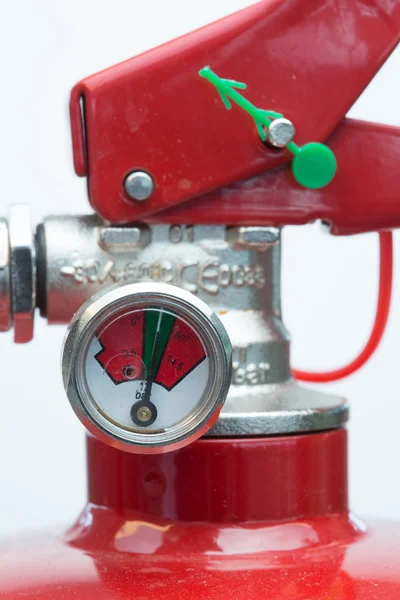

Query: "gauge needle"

xmin=131 ymin=310 xmax=162 ymax=426
xmin=143 ymin=329 xmax=160 ymax=404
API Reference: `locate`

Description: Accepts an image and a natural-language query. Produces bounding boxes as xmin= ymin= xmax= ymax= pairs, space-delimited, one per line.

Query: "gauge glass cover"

xmin=85 ymin=306 xmax=210 ymax=432
xmin=62 ymin=283 xmax=232 ymax=453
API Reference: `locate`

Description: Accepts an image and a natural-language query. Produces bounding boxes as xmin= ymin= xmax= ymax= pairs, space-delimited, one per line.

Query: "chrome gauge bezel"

xmin=62 ymin=282 xmax=232 ymax=454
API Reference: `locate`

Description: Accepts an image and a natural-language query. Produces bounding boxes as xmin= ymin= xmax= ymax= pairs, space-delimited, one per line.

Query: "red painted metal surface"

xmin=146 ymin=120 xmax=400 ymax=235
xmin=1 ymin=432 xmax=400 ymax=599
xmin=4 ymin=514 xmax=400 ymax=599
xmin=70 ymin=0 xmax=400 ymax=228
xmin=86 ymin=429 xmax=348 ymax=522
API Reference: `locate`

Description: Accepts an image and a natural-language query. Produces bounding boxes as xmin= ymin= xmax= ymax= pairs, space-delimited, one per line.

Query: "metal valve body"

xmin=1 ymin=211 xmax=347 ymax=436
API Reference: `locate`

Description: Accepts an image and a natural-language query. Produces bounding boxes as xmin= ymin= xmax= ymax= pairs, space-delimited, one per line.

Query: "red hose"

xmin=293 ymin=232 xmax=393 ymax=383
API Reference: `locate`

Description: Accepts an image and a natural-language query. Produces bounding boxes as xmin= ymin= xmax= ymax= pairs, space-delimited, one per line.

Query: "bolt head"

xmin=124 ymin=171 xmax=154 ymax=202
xmin=268 ymin=118 xmax=296 ymax=148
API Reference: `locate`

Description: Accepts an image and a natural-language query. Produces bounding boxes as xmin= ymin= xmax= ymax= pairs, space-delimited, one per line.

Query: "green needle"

xmin=143 ymin=309 xmax=175 ymax=378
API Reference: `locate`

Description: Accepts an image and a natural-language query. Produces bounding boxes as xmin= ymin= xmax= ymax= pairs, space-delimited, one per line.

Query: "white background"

xmin=0 ymin=0 xmax=399 ymax=536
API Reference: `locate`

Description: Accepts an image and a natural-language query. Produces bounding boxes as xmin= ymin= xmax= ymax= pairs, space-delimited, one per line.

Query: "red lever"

xmin=70 ymin=0 xmax=400 ymax=230
xmin=145 ymin=119 xmax=400 ymax=236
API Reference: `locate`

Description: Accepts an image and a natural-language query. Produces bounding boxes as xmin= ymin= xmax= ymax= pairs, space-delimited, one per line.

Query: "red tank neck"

xmin=87 ymin=428 xmax=348 ymax=523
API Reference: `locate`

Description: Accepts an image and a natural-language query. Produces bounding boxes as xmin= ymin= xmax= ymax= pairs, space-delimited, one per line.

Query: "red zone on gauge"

xmin=94 ymin=308 xmax=207 ymax=391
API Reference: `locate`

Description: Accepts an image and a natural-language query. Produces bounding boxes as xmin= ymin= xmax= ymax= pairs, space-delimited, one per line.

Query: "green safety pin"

xmin=199 ymin=66 xmax=337 ymax=190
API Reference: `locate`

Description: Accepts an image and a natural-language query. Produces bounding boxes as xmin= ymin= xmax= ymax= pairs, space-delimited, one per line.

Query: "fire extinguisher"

xmin=1 ymin=1 xmax=400 ymax=598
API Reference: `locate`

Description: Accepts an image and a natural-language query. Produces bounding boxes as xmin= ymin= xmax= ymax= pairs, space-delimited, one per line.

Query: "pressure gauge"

xmin=62 ymin=283 xmax=232 ymax=454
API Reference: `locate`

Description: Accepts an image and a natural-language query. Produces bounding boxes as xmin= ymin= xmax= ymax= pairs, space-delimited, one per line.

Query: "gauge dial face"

xmin=63 ymin=283 xmax=232 ymax=454
xmin=85 ymin=307 xmax=209 ymax=432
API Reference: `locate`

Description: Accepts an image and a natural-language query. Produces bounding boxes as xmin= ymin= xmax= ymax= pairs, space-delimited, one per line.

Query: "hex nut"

xmin=0 ymin=219 xmax=11 ymax=332
xmin=9 ymin=205 xmax=35 ymax=343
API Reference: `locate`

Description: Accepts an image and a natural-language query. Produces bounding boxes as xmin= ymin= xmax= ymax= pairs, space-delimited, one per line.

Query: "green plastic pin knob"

xmin=292 ymin=143 xmax=337 ymax=189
